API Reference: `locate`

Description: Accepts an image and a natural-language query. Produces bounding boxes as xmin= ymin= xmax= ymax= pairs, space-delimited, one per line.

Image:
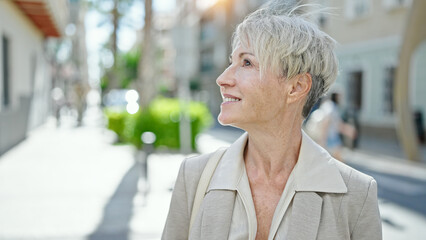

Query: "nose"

xmin=216 ymin=66 xmax=236 ymax=88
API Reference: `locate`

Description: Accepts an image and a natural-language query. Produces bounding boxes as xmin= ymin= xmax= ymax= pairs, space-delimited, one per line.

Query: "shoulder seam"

xmin=350 ymin=178 xmax=374 ymax=237
xmin=337 ymin=168 xmax=352 ymax=220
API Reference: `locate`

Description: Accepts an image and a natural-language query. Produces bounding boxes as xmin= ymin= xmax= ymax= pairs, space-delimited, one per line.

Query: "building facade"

xmin=317 ymin=0 xmax=425 ymax=139
xmin=0 ymin=0 xmax=67 ymax=155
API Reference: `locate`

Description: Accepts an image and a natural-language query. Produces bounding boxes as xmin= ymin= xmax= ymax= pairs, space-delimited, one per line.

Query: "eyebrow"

xmin=229 ymin=52 xmax=255 ymax=61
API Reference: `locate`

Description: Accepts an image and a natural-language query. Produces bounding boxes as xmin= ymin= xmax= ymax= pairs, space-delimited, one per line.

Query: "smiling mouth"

xmin=223 ymin=97 xmax=241 ymax=103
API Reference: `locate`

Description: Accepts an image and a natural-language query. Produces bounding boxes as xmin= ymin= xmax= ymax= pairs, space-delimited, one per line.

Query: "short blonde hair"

xmin=232 ymin=1 xmax=338 ymax=117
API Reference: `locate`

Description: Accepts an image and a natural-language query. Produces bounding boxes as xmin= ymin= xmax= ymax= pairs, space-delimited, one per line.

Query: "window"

xmin=2 ymin=35 xmax=10 ymax=108
xmin=383 ymin=66 xmax=395 ymax=113
xmin=347 ymin=71 xmax=363 ymax=110
xmin=345 ymin=0 xmax=371 ymax=20
xmin=200 ymin=50 xmax=214 ymax=72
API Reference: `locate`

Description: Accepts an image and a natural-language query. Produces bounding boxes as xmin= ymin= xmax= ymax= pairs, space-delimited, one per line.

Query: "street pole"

xmin=173 ymin=0 xmax=199 ymax=154
xmin=178 ymin=75 xmax=192 ymax=154
xmin=138 ymin=131 xmax=156 ymax=197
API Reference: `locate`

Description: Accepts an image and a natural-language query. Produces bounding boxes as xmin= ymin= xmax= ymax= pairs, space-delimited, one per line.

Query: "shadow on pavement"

xmin=88 ymin=162 xmax=140 ymax=240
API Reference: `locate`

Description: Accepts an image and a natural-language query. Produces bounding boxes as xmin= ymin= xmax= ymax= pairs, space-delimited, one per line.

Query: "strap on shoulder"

xmin=189 ymin=147 xmax=227 ymax=231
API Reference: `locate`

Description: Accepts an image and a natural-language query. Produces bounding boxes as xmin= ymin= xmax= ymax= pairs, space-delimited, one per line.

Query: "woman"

xmin=162 ymin=2 xmax=382 ymax=240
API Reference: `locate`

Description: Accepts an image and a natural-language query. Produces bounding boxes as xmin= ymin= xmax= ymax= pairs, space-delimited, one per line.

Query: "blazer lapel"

xmin=198 ymin=190 xmax=236 ymax=240
xmin=287 ymin=192 xmax=323 ymax=240
xmin=189 ymin=133 xmax=245 ymax=240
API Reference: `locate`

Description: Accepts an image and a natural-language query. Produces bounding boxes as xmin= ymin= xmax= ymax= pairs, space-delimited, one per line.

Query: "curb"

xmin=343 ymin=148 xmax=426 ymax=181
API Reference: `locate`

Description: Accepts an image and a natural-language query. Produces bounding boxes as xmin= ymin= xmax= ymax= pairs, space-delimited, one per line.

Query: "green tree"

xmin=88 ymin=0 xmax=136 ymax=91
xmin=136 ymin=0 xmax=155 ymax=108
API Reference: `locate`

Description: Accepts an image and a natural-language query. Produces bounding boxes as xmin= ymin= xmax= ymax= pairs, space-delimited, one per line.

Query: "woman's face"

xmin=216 ymin=45 xmax=290 ymax=128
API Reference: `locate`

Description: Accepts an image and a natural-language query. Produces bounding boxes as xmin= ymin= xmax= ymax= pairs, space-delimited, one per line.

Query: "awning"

xmin=13 ymin=0 xmax=67 ymax=37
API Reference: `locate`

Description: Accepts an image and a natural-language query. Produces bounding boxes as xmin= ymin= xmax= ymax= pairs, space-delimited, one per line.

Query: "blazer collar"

xmin=293 ymin=131 xmax=347 ymax=193
xmin=208 ymin=130 xmax=347 ymax=194
xmin=208 ymin=132 xmax=247 ymax=191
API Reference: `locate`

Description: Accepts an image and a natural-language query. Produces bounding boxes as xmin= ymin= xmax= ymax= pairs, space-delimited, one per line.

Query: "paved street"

xmin=0 ymin=118 xmax=425 ymax=239
xmin=346 ymin=154 xmax=426 ymax=216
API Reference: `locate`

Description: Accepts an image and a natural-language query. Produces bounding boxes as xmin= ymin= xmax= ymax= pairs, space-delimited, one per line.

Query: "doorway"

xmin=348 ymin=71 xmax=363 ymax=110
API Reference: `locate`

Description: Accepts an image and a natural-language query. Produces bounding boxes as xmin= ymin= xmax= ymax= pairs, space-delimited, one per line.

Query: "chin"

xmin=217 ymin=114 xmax=229 ymax=126
xmin=217 ymin=113 xmax=234 ymax=126
xmin=218 ymin=114 xmax=245 ymax=130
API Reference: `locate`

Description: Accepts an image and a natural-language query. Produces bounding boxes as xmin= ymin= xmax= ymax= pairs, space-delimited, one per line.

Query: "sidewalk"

xmin=357 ymin=134 xmax=426 ymax=163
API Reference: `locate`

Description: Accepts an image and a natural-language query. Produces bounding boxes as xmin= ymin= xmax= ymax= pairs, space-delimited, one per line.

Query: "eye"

xmin=243 ymin=59 xmax=252 ymax=67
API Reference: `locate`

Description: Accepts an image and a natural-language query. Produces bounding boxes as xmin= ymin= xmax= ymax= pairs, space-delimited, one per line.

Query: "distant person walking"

xmin=51 ymin=87 xmax=66 ymax=127
xmin=317 ymin=92 xmax=356 ymax=161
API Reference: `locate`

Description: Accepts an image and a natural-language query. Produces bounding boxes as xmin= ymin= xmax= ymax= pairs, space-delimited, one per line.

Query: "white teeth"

xmin=223 ymin=97 xmax=240 ymax=102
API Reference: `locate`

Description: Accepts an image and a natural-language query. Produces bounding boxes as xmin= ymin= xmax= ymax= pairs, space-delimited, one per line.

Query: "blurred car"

xmin=103 ymin=89 xmax=139 ymax=114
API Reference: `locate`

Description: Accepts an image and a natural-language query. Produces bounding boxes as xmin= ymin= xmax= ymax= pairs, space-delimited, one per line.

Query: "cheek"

xmin=256 ymin=85 xmax=287 ymax=112
xmin=256 ymin=83 xmax=281 ymax=103
xmin=244 ymin=85 xmax=273 ymax=116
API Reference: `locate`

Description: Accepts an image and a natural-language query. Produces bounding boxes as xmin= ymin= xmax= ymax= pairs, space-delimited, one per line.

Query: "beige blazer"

xmin=162 ymin=131 xmax=382 ymax=240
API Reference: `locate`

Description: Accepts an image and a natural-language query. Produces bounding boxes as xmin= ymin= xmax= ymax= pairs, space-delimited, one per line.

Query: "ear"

xmin=287 ymin=73 xmax=312 ymax=104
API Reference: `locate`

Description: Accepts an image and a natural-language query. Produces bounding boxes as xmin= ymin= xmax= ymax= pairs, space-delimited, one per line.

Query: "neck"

xmin=243 ymin=112 xmax=303 ymax=179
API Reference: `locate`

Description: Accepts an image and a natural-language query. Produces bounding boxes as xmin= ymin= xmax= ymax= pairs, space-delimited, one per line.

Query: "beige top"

xmin=228 ymin=160 xmax=296 ymax=240
xmin=211 ymin=133 xmax=301 ymax=239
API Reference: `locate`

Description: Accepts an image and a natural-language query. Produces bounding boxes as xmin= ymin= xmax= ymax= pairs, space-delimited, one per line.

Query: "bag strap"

xmin=189 ymin=147 xmax=227 ymax=231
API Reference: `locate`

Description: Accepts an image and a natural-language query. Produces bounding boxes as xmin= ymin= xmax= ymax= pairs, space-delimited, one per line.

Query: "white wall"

xmin=0 ymin=1 xmax=51 ymax=130
xmin=336 ymin=36 xmax=401 ymax=128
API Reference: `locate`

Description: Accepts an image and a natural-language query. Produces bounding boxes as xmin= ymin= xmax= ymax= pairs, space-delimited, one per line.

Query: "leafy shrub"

xmin=104 ymin=97 xmax=213 ymax=150
xmin=104 ymin=108 xmax=127 ymax=142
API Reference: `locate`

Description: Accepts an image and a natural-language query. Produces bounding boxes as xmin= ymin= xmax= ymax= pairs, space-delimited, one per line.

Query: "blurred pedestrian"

xmin=318 ymin=92 xmax=356 ymax=161
xmin=70 ymin=82 xmax=89 ymax=127
xmin=163 ymin=1 xmax=381 ymax=239
xmin=342 ymin=104 xmax=360 ymax=148
xmin=51 ymin=87 xmax=66 ymax=127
